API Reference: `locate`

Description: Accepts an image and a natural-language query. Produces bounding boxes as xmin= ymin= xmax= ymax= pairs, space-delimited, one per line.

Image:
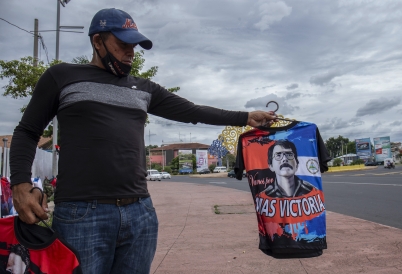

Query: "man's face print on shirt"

xmin=269 ymin=145 xmax=298 ymax=178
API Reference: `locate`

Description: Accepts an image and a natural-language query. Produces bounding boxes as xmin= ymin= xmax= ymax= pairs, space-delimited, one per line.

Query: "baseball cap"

xmin=88 ymin=8 xmax=152 ymax=50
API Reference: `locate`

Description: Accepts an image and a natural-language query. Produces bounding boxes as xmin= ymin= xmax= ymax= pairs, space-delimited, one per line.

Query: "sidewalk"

xmin=149 ymin=181 xmax=402 ymax=274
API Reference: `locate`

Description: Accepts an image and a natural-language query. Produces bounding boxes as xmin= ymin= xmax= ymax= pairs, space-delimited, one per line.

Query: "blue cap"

xmin=88 ymin=8 xmax=152 ymax=50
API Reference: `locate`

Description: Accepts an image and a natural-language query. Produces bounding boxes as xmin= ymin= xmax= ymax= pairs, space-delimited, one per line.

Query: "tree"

xmin=324 ymin=135 xmax=350 ymax=158
xmin=192 ymin=154 xmax=197 ymax=171
xmin=0 ymin=57 xmax=62 ymax=111
xmin=222 ymin=153 xmax=236 ymax=169
xmin=145 ymin=145 xmax=158 ymax=156
xmin=346 ymin=141 xmax=356 ymax=154
xmin=169 ymin=156 xmax=179 ymax=171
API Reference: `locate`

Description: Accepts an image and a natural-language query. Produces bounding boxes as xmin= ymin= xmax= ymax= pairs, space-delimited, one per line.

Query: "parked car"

xmin=146 ymin=169 xmax=161 ymax=181
xmin=213 ymin=166 xmax=227 ymax=173
xmin=227 ymin=170 xmax=236 ymax=178
xmin=364 ymin=161 xmax=377 ymax=166
xmin=159 ymin=172 xmax=171 ymax=179
xmin=179 ymin=168 xmax=193 ymax=175
xmin=228 ymin=170 xmax=247 ymax=178
xmin=198 ymin=168 xmax=211 ymax=174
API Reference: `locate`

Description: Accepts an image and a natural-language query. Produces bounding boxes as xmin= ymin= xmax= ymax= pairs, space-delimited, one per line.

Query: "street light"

xmin=52 ymin=0 xmax=83 ymax=177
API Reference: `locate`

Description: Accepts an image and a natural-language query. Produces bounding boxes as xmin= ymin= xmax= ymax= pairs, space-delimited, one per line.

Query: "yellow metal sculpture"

xmin=218 ymin=114 xmax=294 ymax=155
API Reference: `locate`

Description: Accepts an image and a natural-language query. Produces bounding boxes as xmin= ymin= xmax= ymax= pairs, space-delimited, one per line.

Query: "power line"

xmin=38 ymin=35 xmax=50 ymax=64
xmin=1 ymin=18 xmax=51 ymax=64
xmin=0 ymin=18 xmax=34 ymax=36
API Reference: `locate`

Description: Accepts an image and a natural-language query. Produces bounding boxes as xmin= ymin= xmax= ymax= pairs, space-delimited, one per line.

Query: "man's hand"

xmin=12 ymin=182 xmax=49 ymax=224
xmin=247 ymin=111 xmax=278 ymax=127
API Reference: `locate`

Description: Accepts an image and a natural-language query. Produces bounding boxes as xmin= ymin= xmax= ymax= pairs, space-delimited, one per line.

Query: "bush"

xmin=333 ymin=158 xmax=342 ymax=167
xmin=151 ymin=163 xmax=162 ymax=171
xmin=351 ymin=159 xmax=365 ymax=165
xmin=163 ymin=166 xmax=172 ymax=173
xmin=209 ymin=164 xmax=216 ymax=172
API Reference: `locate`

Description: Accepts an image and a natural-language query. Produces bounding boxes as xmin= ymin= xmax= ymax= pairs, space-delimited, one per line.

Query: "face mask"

xmin=95 ymin=38 xmax=132 ymax=77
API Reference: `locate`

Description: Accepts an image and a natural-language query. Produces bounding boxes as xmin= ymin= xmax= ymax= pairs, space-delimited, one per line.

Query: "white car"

xmin=213 ymin=166 xmax=227 ymax=173
xmin=159 ymin=172 xmax=171 ymax=179
xmin=146 ymin=169 xmax=161 ymax=181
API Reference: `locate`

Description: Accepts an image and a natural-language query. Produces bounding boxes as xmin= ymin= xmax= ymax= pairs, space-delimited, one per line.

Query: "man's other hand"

xmin=12 ymin=183 xmax=49 ymax=224
xmin=247 ymin=111 xmax=278 ymax=127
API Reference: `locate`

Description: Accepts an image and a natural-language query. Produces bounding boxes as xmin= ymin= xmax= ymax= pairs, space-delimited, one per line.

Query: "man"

xmin=5 ymin=244 xmax=30 ymax=274
xmin=264 ymin=139 xmax=316 ymax=197
xmin=10 ymin=8 xmax=278 ymax=274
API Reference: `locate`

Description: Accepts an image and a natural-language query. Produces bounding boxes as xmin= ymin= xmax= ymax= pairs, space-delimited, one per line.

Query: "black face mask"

xmin=95 ymin=38 xmax=132 ymax=77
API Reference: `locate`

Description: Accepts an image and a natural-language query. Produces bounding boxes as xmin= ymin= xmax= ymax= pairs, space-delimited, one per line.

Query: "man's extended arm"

xmin=147 ymin=80 xmax=277 ymax=126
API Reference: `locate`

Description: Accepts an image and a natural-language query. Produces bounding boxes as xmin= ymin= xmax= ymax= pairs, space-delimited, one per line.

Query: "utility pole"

xmin=52 ymin=0 xmax=83 ymax=177
xmin=33 ymin=19 xmax=39 ymax=67
xmin=52 ymin=0 xmax=61 ymax=178
xmin=147 ymin=130 xmax=156 ymax=170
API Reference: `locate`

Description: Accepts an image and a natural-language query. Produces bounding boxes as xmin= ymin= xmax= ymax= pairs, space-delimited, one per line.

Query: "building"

xmin=0 ymin=135 xmax=53 ymax=150
xmin=149 ymin=143 xmax=217 ymax=168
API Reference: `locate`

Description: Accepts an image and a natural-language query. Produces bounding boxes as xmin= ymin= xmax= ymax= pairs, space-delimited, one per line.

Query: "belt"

xmin=87 ymin=197 xmax=139 ymax=206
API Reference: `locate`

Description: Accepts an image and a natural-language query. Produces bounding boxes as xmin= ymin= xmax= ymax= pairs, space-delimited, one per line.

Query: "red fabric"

xmin=50 ymin=178 xmax=57 ymax=187
xmin=0 ymin=217 xmax=82 ymax=273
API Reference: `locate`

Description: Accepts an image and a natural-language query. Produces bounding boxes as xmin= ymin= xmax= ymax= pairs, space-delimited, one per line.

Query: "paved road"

xmin=165 ymin=167 xmax=402 ymax=229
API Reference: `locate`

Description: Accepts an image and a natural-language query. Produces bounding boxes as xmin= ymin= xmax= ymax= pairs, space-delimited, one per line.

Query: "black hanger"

xmin=266 ymin=101 xmax=296 ymax=122
xmin=29 ymin=187 xmax=55 ymax=233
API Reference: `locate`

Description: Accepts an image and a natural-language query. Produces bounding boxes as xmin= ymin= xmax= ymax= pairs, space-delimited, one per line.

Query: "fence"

xmin=1 ymin=147 xmax=53 ymax=179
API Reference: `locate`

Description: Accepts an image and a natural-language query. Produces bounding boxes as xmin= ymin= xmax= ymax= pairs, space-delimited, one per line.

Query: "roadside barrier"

xmin=328 ymin=164 xmax=366 ymax=172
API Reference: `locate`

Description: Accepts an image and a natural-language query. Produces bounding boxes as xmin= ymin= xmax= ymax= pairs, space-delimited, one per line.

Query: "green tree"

xmin=151 ymin=163 xmax=162 ymax=171
xmin=192 ymin=154 xmax=197 ymax=171
xmin=0 ymin=57 xmax=62 ymax=111
xmin=208 ymin=164 xmax=216 ymax=172
xmin=169 ymin=156 xmax=179 ymax=171
xmin=324 ymin=136 xmax=350 ymax=158
xmin=145 ymin=145 xmax=158 ymax=156
xmin=346 ymin=141 xmax=356 ymax=154
xmin=222 ymin=153 xmax=236 ymax=169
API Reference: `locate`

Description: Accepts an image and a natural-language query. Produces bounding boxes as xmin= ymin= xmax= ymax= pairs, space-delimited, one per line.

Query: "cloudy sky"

xmin=1 ymin=0 xmax=401 ymax=148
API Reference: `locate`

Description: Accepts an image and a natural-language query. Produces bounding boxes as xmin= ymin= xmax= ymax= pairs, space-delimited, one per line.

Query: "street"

xmin=165 ymin=167 xmax=402 ymax=229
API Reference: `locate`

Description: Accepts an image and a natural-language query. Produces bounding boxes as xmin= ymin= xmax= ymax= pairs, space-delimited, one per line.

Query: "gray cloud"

xmin=310 ymin=70 xmax=342 ymax=86
xmin=244 ymin=93 xmax=299 ymax=115
xmin=285 ymin=92 xmax=301 ymax=100
xmin=319 ymin=117 xmax=364 ymax=131
xmin=286 ymin=83 xmax=298 ymax=90
xmin=389 ymin=121 xmax=402 ymax=126
xmin=1 ymin=0 xmax=402 ymax=145
xmin=253 ymin=1 xmax=292 ymax=31
xmin=356 ymin=97 xmax=401 ymax=117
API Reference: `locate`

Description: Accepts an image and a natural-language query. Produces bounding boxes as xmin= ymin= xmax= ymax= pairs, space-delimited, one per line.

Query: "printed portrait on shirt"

xmin=240 ymin=128 xmax=326 ymax=244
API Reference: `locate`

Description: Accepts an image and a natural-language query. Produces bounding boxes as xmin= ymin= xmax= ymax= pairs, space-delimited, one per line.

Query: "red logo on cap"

xmin=122 ymin=19 xmax=138 ymax=30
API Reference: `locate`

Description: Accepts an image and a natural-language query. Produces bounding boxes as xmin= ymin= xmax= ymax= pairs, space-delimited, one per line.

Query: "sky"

xmin=1 ymin=0 xmax=401 ymax=149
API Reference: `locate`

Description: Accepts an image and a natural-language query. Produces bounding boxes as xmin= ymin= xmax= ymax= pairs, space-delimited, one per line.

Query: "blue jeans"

xmin=52 ymin=197 xmax=158 ymax=274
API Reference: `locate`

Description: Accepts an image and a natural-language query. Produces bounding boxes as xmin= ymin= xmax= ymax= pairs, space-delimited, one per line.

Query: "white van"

xmin=213 ymin=166 xmax=227 ymax=173
xmin=146 ymin=169 xmax=161 ymax=181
